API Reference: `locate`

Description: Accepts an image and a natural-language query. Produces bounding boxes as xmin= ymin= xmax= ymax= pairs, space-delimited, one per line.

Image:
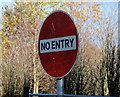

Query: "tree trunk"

xmin=0 ymin=40 xmax=3 ymax=96
xmin=33 ymin=17 xmax=38 ymax=94
xmin=104 ymin=73 xmax=109 ymax=96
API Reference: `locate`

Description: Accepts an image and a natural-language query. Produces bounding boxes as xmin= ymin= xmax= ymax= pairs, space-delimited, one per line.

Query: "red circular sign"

xmin=38 ymin=10 xmax=78 ymax=79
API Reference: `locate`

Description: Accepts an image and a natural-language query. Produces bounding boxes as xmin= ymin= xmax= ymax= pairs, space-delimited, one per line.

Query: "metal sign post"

xmin=57 ymin=78 xmax=64 ymax=96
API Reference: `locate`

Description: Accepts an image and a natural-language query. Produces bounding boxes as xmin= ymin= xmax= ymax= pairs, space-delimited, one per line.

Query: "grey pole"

xmin=57 ymin=78 xmax=64 ymax=96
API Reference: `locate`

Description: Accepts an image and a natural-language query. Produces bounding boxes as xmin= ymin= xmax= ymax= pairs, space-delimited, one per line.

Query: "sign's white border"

xmin=38 ymin=10 xmax=79 ymax=79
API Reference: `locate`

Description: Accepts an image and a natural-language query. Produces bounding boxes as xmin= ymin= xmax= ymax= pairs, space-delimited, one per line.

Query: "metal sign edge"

xmin=37 ymin=10 xmax=79 ymax=79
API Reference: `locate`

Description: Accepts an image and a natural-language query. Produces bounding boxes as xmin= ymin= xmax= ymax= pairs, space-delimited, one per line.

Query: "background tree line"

xmin=0 ymin=1 xmax=119 ymax=97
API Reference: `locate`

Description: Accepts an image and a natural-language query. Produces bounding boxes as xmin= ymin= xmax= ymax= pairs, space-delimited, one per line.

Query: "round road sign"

xmin=38 ymin=10 xmax=79 ymax=79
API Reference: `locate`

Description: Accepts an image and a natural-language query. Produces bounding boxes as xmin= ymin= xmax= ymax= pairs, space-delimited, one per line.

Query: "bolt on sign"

xmin=38 ymin=10 xmax=79 ymax=79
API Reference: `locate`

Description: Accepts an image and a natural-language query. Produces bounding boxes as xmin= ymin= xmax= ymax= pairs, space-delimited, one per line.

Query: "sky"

xmin=0 ymin=0 xmax=119 ymax=48
xmin=0 ymin=0 xmax=118 ymax=27
xmin=0 ymin=0 xmax=118 ymax=19
xmin=0 ymin=0 xmax=118 ymax=36
xmin=0 ymin=0 xmax=118 ymax=25
xmin=0 ymin=0 xmax=118 ymax=34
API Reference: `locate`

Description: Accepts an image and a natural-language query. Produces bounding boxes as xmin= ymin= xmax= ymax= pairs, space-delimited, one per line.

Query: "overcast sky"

xmin=0 ymin=0 xmax=118 ymax=17
xmin=0 ymin=0 xmax=118 ymax=28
